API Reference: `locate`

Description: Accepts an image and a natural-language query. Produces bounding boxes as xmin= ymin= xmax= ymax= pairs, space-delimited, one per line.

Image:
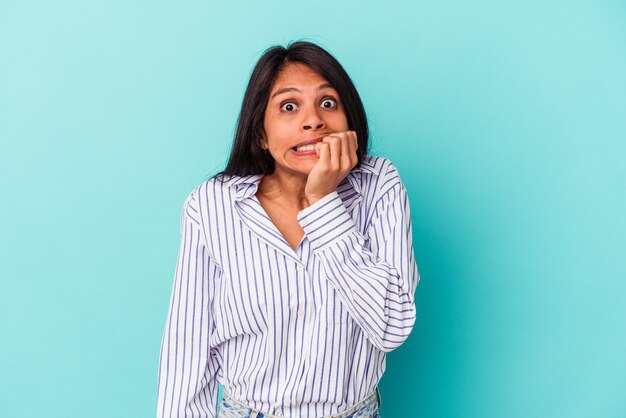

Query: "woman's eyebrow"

xmin=271 ymin=83 xmax=335 ymax=100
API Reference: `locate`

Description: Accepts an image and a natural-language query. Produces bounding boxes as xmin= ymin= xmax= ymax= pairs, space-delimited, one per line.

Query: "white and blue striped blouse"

xmin=157 ymin=154 xmax=420 ymax=418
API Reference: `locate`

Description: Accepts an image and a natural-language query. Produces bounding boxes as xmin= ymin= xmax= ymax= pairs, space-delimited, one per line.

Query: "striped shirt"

xmin=157 ymin=154 xmax=420 ymax=418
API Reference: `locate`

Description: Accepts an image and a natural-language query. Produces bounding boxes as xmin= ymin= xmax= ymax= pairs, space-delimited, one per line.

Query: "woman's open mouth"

xmin=291 ymin=136 xmax=325 ymax=155
xmin=293 ymin=144 xmax=316 ymax=152
xmin=291 ymin=144 xmax=318 ymax=156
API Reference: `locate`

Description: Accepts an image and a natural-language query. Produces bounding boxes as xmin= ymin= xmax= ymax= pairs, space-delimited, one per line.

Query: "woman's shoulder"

xmin=356 ymin=156 xmax=410 ymax=223
xmin=356 ymin=154 xmax=406 ymax=190
xmin=181 ymin=172 xmax=254 ymax=215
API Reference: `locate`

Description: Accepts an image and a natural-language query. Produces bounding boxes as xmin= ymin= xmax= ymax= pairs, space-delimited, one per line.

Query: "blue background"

xmin=1 ymin=1 xmax=624 ymax=417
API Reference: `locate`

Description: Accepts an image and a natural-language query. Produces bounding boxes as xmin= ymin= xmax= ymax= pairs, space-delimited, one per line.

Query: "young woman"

xmin=157 ymin=41 xmax=420 ymax=418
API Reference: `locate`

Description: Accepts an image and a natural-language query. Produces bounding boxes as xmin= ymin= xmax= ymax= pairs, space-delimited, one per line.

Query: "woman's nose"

xmin=302 ymin=106 xmax=325 ymax=131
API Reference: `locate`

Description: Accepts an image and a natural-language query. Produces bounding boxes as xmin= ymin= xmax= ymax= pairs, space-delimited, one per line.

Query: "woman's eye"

xmin=280 ymin=102 xmax=298 ymax=112
xmin=320 ymin=98 xmax=337 ymax=109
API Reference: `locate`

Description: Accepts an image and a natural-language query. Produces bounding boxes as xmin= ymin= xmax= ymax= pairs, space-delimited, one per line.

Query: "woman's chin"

xmin=281 ymin=156 xmax=319 ymax=172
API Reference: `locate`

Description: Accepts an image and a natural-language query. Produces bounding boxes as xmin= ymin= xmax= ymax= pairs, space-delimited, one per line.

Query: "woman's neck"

xmin=257 ymin=171 xmax=311 ymax=210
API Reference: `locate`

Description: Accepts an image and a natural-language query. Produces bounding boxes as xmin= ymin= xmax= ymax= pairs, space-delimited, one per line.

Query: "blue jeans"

xmin=218 ymin=387 xmax=381 ymax=418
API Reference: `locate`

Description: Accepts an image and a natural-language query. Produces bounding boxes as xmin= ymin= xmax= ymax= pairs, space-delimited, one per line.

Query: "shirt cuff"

xmin=297 ymin=191 xmax=358 ymax=251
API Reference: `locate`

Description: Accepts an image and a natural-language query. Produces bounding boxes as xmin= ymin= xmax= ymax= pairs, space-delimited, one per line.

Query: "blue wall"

xmin=1 ymin=1 xmax=624 ymax=417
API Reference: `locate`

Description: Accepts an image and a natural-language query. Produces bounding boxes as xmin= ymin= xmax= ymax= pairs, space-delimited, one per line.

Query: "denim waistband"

xmin=220 ymin=388 xmax=380 ymax=418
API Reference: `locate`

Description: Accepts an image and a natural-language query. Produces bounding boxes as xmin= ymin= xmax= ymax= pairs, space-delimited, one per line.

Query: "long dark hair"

xmin=213 ymin=41 xmax=369 ymax=179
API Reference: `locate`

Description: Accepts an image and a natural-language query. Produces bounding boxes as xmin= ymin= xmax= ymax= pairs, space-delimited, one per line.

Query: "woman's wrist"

xmin=304 ymin=195 xmax=322 ymax=207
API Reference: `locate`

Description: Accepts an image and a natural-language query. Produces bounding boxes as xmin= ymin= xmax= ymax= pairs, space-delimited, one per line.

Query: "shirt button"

xmin=285 ymin=400 xmax=291 ymax=407
xmin=298 ymin=308 xmax=305 ymax=318
xmin=297 ymin=265 xmax=304 ymax=271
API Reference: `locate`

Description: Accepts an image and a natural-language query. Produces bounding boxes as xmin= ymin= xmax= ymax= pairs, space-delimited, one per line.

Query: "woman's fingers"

xmin=315 ymin=141 xmax=331 ymax=169
xmin=306 ymin=131 xmax=358 ymax=204
xmin=348 ymin=131 xmax=358 ymax=168
xmin=330 ymin=135 xmax=343 ymax=171
xmin=340 ymin=132 xmax=352 ymax=169
xmin=322 ymin=131 xmax=357 ymax=172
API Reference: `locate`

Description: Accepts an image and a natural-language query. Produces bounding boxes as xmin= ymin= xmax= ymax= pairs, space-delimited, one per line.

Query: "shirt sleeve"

xmin=297 ymin=177 xmax=420 ymax=353
xmin=157 ymin=192 xmax=221 ymax=418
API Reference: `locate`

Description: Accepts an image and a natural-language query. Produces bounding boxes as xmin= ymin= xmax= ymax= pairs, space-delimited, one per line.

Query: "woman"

xmin=157 ymin=41 xmax=420 ymax=418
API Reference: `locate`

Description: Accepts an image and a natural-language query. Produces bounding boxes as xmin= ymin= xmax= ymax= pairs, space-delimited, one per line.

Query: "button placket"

xmin=294 ymin=260 xmax=312 ymax=405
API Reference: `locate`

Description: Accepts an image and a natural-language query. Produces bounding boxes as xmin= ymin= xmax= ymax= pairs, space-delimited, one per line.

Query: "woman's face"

xmin=262 ymin=62 xmax=349 ymax=178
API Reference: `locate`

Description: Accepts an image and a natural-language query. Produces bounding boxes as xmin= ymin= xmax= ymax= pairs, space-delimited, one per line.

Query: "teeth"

xmin=295 ymin=144 xmax=316 ymax=152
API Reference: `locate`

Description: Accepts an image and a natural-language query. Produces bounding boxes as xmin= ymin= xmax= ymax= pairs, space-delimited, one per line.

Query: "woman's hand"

xmin=305 ymin=130 xmax=359 ymax=206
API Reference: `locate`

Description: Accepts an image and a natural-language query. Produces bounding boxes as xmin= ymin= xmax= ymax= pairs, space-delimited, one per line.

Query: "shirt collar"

xmin=220 ymin=156 xmax=378 ymax=202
